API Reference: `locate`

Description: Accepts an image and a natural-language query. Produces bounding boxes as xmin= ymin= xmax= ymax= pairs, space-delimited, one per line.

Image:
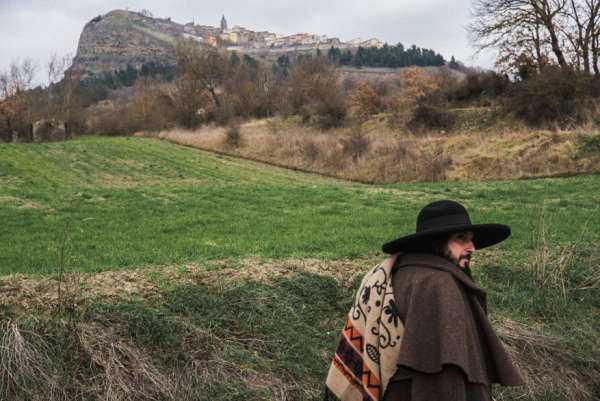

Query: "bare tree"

xmin=175 ymin=39 xmax=229 ymax=110
xmin=470 ymin=0 xmax=600 ymax=74
xmin=44 ymin=54 xmax=81 ymax=137
xmin=0 ymin=59 xmax=36 ymax=141
xmin=533 ymin=0 xmax=570 ymax=67
xmin=46 ymin=53 xmax=70 ymax=118
xmin=563 ymin=0 xmax=600 ymax=73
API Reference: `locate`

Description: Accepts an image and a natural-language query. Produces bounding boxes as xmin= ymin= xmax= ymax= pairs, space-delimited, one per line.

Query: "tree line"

xmin=326 ymin=43 xmax=446 ymax=68
xmin=4 ymin=28 xmax=600 ymax=143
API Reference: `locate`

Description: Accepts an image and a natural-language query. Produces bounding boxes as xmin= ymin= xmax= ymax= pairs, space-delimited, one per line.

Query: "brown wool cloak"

xmin=387 ymin=253 xmax=523 ymax=398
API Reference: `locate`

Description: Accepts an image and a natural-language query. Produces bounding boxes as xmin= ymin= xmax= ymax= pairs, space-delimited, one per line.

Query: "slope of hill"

xmin=1 ymin=136 xmax=599 ymax=275
xmin=148 ymin=119 xmax=600 ymax=184
xmin=0 ymin=137 xmax=598 ymax=400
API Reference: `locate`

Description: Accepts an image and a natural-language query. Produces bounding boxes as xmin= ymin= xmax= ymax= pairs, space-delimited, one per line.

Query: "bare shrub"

xmin=0 ymin=322 xmax=64 ymax=400
xmin=223 ymin=61 xmax=275 ymax=120
xmin=446 ymin=71 xmax=509 ymax=103
xmin=86 ymin=100 xmax=131 ymax=136
xmin=128 ymin=78 xmax=175 ymax=132
xmin=409 ymin=104 xmax=456 ymax=132
xmin=213 ymin=100 xmax=235 ymax=126
xmin=507 ymin=66 xmax=598 ymax=127
xmin=386 ymin=68 xmax=441 ymax=127
xmin=224 ymin=125 xmax=241 ymax=148
xmin=303 ymin=140 xmax=320 ymax=162
xmin=285 ymin=56 xmax=347 ymax=128
xmin=424 ymin=146 xmax=452 ymax=182
xmin=347 ymin=81 xmax=381 ymax=122
xmin=392 ymin=139 xmax=412 ymax=162
xmin=341 ymin=129 xmax=370 ymax=161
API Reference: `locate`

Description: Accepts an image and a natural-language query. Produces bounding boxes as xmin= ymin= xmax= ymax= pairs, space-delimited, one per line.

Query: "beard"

xmin=444 ymin=249 xmax=471 ymax=269
xmin=458 ymin=255 xmax=471 ymax=269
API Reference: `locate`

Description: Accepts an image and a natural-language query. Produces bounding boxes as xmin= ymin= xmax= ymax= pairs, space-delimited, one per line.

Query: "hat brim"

xmin=382 ymin=223 xmax=511 ymax=254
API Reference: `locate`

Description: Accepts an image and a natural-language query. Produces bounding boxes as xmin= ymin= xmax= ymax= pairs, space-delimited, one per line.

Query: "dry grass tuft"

xmin=530 ymin=208 xmax=599 ymax=300
xmin=0 ymin=322 xmax=64 ymax=400
xmin=495 ymin=318 xmax=599 ymax=401
xmin=224 ymin=125 xmax=242 ymax=148
xmin=0 ymin=258 xmax=366 ymax=315
xmin=0 ymin=270 xmax=159 ymax=314
xmin=166 ymin=322 xmax=313 ymax=400
xmin=77 ymin=323 xmax=174 ymax=401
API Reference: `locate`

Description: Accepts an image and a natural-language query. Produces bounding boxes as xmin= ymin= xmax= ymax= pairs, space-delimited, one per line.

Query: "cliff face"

xmin=71 ymin=10 xmax=184 ymax=78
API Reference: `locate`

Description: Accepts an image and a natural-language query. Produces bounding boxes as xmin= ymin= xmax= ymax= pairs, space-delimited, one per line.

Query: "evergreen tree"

xmin=449 ymin=56 xmax=460 ymax=69
xmin=340 ymin=49 xmax=354 ymax=65
xmin=229 ymin=52 xmax=241 ymax=67
xmin=273 ymin=54 xmax=290 ymax=79
xmin=325 ymin=43 xmax=445 ymax=69
xmin=328 ymin=46 xmax=342 ymax=64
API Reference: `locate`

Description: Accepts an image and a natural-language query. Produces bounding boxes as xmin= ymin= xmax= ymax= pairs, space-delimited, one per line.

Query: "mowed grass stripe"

xmin=0 ymin=136 xmax=598 ymax=275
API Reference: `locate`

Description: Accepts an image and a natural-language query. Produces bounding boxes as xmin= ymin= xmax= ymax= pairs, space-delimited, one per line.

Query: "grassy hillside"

xmin=1 ymin=136 xmax=599 ymax=275
xmin=0 ymin=137 xmax=598 ymax=400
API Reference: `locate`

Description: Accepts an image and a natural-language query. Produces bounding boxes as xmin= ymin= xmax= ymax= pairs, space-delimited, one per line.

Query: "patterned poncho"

xmin=325 ymin=254 xmax=402 ymax=401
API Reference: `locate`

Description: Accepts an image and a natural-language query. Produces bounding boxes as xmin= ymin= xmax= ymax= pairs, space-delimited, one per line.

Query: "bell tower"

xmin=220 ymin=15 xmax=228 ymax=32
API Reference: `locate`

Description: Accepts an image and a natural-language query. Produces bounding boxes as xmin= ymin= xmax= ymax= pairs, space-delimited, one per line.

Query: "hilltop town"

xmin=191 ymin=15 xmax=384 ymax=53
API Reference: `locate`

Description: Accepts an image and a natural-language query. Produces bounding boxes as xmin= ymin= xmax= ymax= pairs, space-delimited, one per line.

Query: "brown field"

xmin=139 ymin=117 xmax=600 ymax=184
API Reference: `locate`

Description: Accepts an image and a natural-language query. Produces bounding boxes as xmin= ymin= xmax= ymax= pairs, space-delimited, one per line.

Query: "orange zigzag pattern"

xmin=343 ymin=318 xmax=364 ymax=351
xmin=342 ymin=318 xmax=381 ymax=401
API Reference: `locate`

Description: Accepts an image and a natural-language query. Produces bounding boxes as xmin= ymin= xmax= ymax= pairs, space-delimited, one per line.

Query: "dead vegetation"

xmin=143 ymin=118 xmax=600 ymax=183
xmin=0 ymin=258 xmax=365 ymax=314
xmin=0 ymin=254 xmax=597 ymax=400
xmin=494 ymin=318 xmax=599 ymax=401
xmin=0 ymin=322 xmax=63 ymax=400
xmin=0 ymin=270 xmax=159 ymax=314
xmin=77 ymin=323 xmax=174 ymax=401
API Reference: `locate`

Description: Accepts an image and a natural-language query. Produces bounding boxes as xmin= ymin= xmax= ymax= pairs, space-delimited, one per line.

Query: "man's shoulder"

xmin=394 ymin=264 xmax=455 ymax=286
xmin=394 ymin=254 xmax=463 ymax=282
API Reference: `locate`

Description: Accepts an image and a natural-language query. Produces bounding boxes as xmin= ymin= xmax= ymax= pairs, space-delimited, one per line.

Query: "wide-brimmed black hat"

xmin=382 ymin=200 xmax=510 ymax=254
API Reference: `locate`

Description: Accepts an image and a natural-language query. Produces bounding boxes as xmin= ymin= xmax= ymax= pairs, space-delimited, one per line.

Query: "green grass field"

xmin=0 ymin=137 xmax=598 ymax=401
xmin=1 ymin=136 xmax=598 ymax=275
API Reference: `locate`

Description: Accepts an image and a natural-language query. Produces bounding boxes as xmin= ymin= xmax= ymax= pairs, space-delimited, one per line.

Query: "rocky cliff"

xmin=72 ymin=10 xmax=185 ymax=78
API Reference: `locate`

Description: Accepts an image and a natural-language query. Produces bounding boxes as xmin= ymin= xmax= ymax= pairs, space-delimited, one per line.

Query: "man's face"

xmin=445 ymin=231 xmax=475 ymax=269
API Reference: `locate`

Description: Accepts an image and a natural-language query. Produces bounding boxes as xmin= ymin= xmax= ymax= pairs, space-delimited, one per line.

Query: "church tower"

xmin=221 ymin=15 xmax=228 ymax=32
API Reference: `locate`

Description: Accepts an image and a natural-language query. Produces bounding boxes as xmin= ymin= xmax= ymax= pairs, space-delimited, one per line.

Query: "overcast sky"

xmin=0 ymin=0 xmax=495 ymax=84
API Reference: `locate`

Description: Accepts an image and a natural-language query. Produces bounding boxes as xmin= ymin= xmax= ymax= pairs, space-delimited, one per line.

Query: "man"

xmin=325 ymin=200 xmax=523 ymax=401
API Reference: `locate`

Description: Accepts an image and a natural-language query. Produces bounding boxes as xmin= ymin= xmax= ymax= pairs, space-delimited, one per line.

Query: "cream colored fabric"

xmin=325 ymin=254 xmax=404 ymax=401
